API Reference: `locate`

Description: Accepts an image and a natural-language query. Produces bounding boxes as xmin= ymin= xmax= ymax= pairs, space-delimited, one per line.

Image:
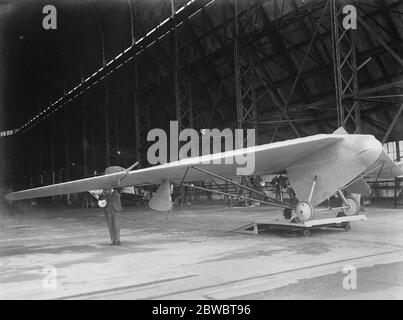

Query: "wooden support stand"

xmin=232 ymin=215 xmax=368 ymax=236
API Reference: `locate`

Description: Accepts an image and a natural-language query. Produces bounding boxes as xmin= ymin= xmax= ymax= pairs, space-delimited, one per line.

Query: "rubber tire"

xmin=295 ymin=201 xmax=314 ymax=222
xmin=98 ymin=199 xmax=107 ymax=208
xmin=302 ymin=229 xmax=310 ymax=237
xmin=342 ymin=195 xmax=360 ymax=216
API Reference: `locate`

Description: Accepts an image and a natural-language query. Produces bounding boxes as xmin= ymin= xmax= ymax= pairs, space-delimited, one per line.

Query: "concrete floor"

xmin=0 ymin=201 xmax=403 ymax=299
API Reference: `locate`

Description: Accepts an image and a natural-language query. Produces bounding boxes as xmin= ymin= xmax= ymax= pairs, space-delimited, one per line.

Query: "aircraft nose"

xmin=357 ymin=136 xmax=383 ymax=167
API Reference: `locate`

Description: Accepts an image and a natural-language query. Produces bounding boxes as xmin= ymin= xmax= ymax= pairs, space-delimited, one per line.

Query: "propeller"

xmin=117 ymin=161 xmax=139 ymax=185
xmin=96 ymin=161 xmax=140 ymax=207
xmin=98 ymin=199 xmax=107 ymax=208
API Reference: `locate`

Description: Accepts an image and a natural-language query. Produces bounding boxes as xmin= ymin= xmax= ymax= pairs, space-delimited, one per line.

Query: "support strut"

xmin=181 ymin=183 xmax=290 ymax=209
xmin=178 ymin=165 xmax=295 ymax=209
xmin=190 ymin=166 xmax=295 ymax=209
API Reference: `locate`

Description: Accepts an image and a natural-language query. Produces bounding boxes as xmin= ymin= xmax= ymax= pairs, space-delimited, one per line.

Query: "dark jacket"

xmin=100 ymin=189 xmax=123 ymax=212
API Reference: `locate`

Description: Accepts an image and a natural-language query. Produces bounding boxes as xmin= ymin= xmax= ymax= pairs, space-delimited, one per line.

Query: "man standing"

xmin=100 ymin=188 xmax=122 ymax=245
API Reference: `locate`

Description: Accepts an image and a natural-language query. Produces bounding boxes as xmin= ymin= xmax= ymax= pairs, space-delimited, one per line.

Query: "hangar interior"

xmin=0 ymin=0 xmax=402 ymax=207
xmin=1 ymin=0 xmax=403 ymax=300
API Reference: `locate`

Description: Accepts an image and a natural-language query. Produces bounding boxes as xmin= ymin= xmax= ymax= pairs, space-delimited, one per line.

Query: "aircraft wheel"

xmin=342 ymin=196 xmax=360 ymax=216
xmin=302 ymin=229 xmax=310 ymax=237
xmin=295 ymin=201 xmax=314 ymax=222
xmin=98 ymin=199 xmax=107 ymax=208
xmin=343 ymin=222 xmax=351 ymax=232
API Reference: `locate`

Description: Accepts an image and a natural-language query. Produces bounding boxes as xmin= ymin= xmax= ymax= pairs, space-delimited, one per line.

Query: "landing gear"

xmin=342 ymin=195 xmax=360 ymax=216
xmin=295 ymin=201 xmax=314 ymax=222
xmin=98 ymin=199 xmax=107 ymax=208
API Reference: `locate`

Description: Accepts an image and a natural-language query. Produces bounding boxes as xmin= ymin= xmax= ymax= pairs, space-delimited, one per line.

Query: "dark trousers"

xmin=105 ymin=209 xmax=120 ymax=242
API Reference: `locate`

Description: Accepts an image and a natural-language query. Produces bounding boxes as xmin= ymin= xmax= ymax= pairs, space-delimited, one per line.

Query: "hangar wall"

xmin=0 ymin=0 xmax=402 ymax=201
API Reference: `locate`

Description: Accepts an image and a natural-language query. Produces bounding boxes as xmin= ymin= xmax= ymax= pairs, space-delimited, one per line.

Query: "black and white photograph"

xmin=0 ymin=0 xmax=402 ymax=304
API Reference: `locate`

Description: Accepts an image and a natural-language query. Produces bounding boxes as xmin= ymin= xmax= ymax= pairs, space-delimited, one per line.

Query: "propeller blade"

xmin=117 ymin=161 xmax=139 ymax=185
xmin=125 ymin=161 xmax=139 ymax=173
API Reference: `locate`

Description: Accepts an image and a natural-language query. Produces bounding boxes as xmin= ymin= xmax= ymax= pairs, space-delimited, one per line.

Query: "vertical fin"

xmin=333 ymin=127 xmax=349 ymax=134
xmin=149 ymin=179 xmax=173 ymax=212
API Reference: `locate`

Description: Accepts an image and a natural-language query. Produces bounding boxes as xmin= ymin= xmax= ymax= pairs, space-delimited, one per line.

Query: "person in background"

xmin=99 ymin=188 xmax=122 ymax=245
